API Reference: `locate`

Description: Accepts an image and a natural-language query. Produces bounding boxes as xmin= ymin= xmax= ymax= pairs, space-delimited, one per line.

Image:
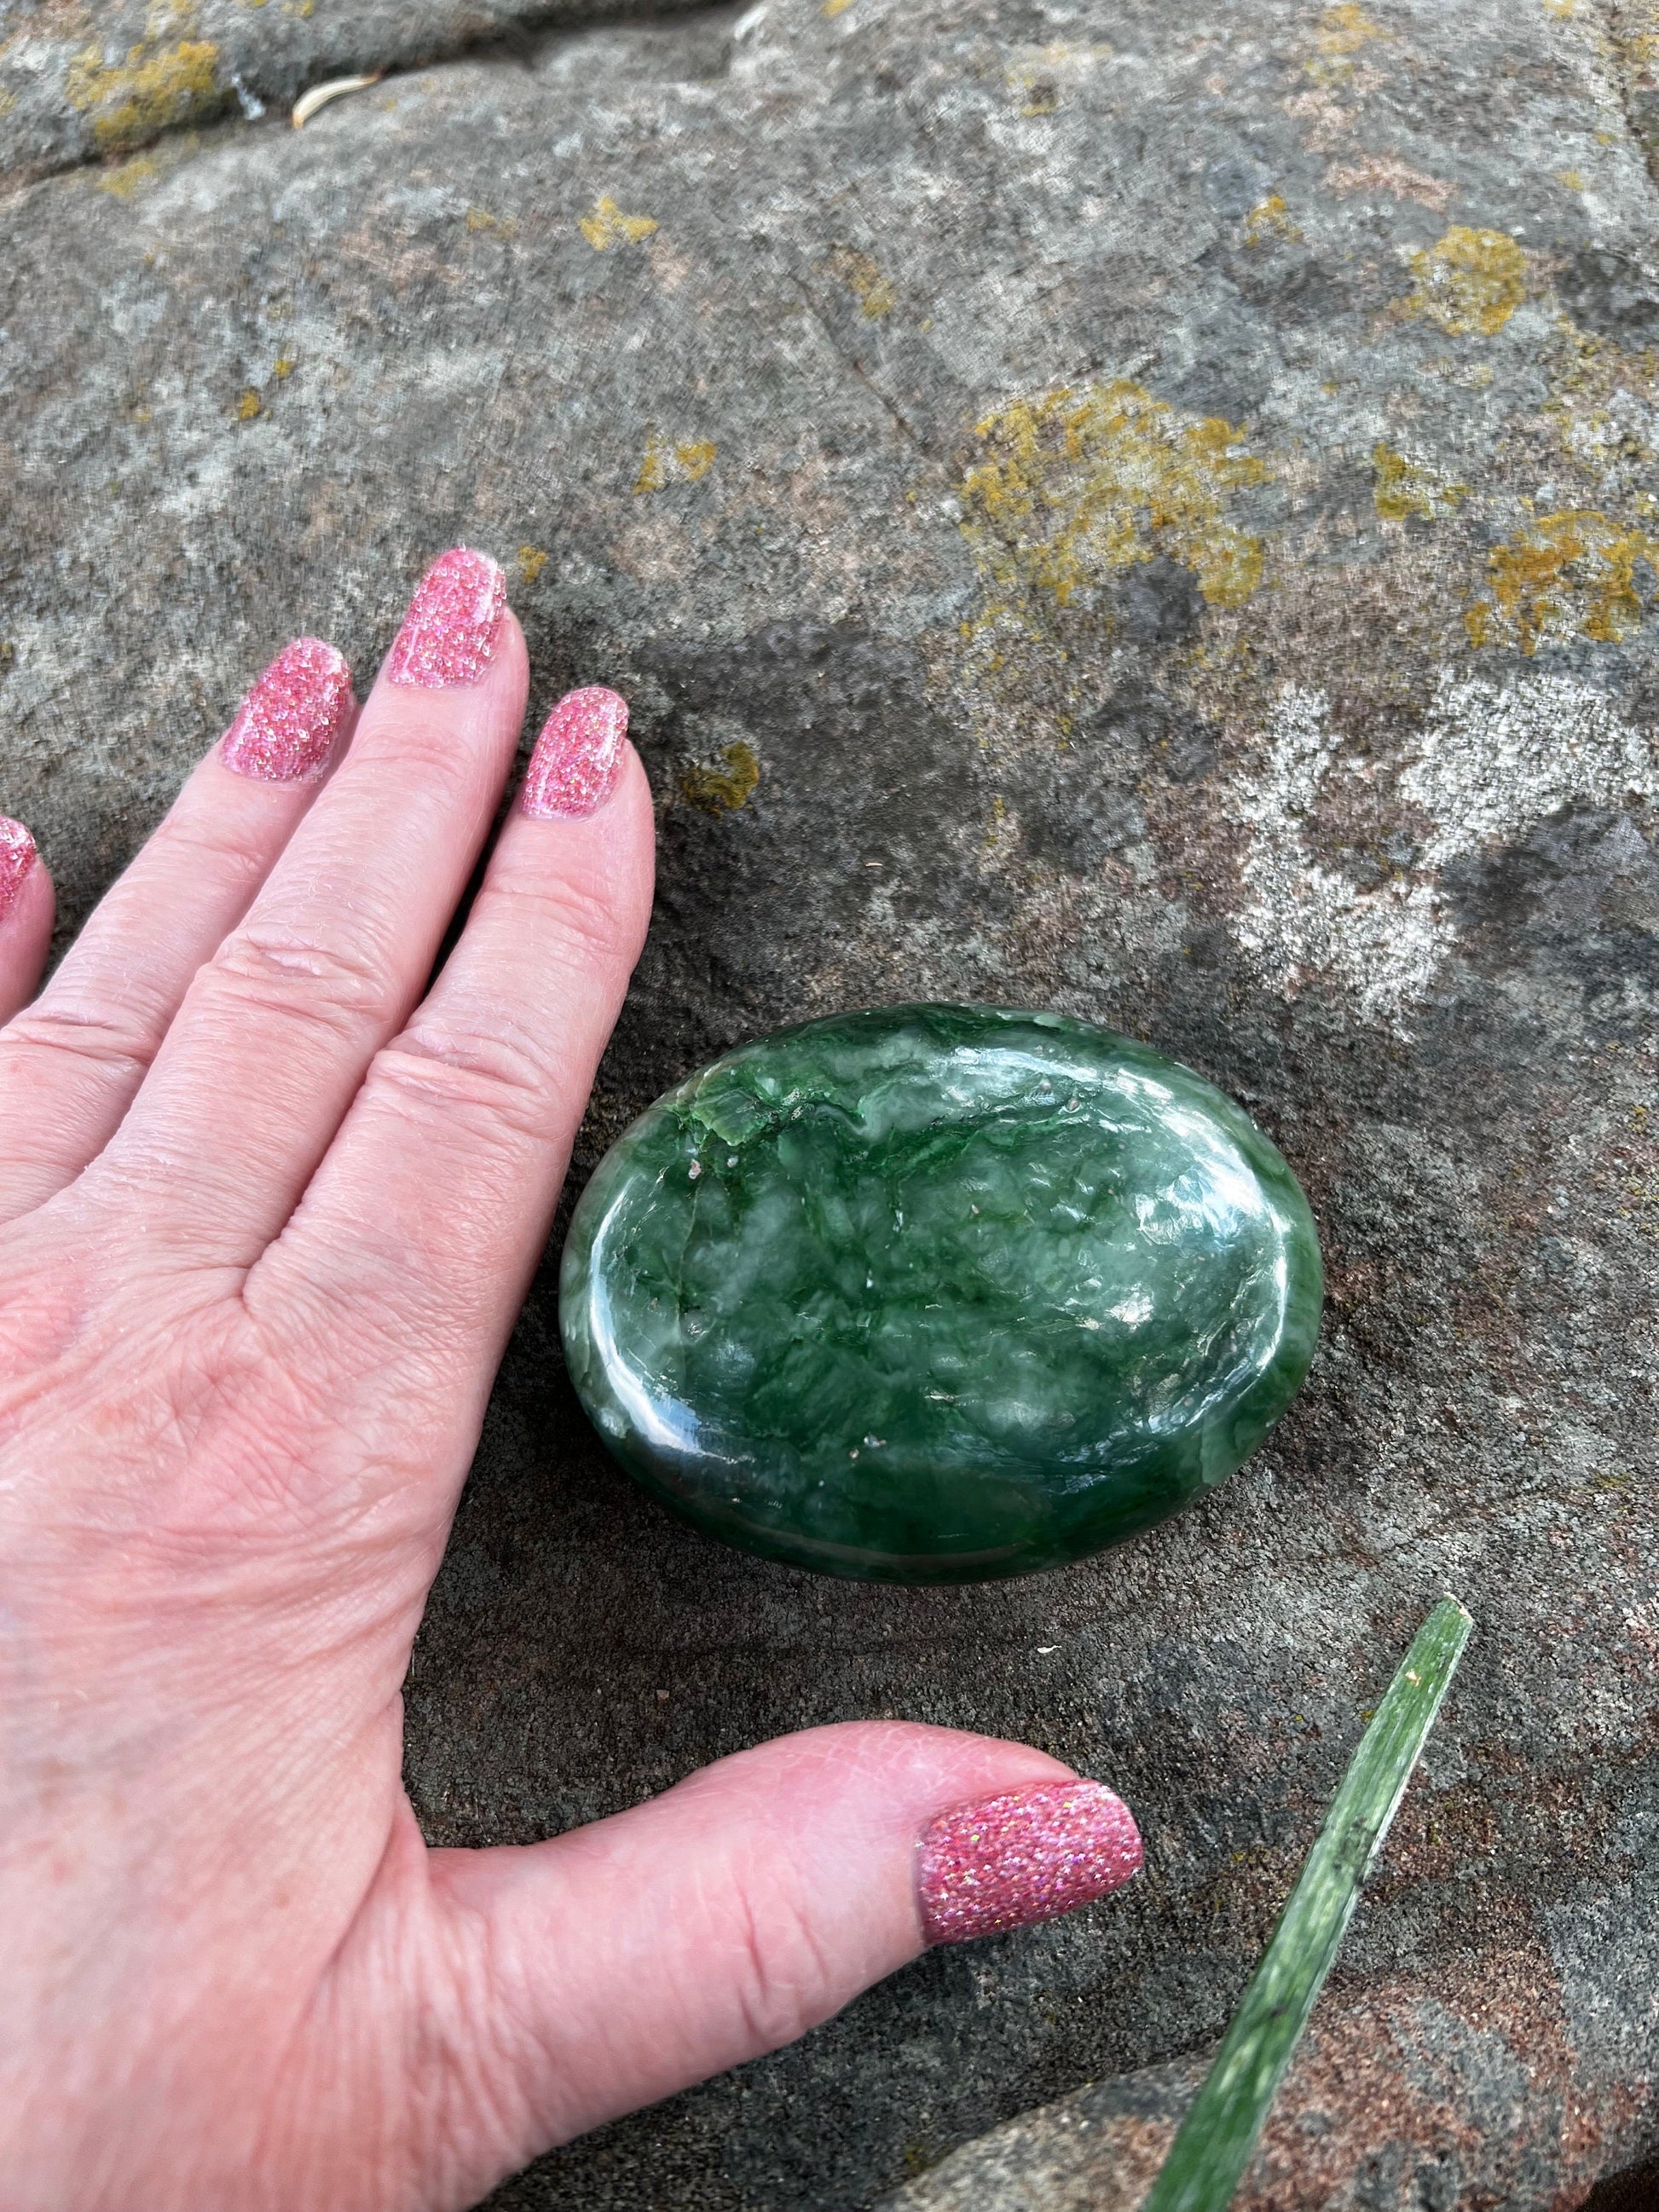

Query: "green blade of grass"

xmin=1141 ymin=1595 xmax=1474 ymax=2212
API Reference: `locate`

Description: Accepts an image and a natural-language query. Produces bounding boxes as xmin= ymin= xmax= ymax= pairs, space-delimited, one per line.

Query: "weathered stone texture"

xmin=0 ymin=0 xmax=708 ymax=182
xmin=882 ymin=1955 xmax=1659 ymax=2211
xmin=3 ymin=0 xmax=1659 ymax=2205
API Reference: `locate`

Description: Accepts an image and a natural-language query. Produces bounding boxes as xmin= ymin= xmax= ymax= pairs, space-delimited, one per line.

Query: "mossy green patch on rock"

xmin=678 ymin=739 xmax=760 ymax=812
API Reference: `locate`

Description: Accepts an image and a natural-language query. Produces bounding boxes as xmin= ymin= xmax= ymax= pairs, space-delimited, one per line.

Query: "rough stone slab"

xmin=0 ymin=0 xmax=710 ymax=180
xmin=3 ymin=1 xmax=1659 ymax=2207
xmin=884 ymin=2051 xmax=1209 ymax=2212
xmin=881 ymin=1961 xmax=1656 ymax=2211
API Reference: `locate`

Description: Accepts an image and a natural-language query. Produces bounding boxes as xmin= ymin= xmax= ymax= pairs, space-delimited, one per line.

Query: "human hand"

xmin=0 ymin=551 xmax=1141 ymax=2212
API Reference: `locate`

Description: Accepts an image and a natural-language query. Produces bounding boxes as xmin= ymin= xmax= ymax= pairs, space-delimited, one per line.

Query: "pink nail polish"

xmin=917 ymin=1780 xmax=1142 ymax=1944
xmin=385 ymin=547 xmax=507 ymax=688
xmin=0 ymin=817 xmax=37 ymax=922
xmin=521 ymin=685 xmax=629 ymax=819
xmin=220 ymin=638 xmax=355 ymax=782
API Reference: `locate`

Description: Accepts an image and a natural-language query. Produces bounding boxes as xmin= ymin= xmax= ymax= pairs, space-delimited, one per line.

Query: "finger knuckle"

xmin=496 ymin=874 xmax=639 ymax=975
xmin=201 ymin=921 xmax=396 ymax=1043
xmin=370 ymin=1020 xmax=558 ymax=1149
xmin=148 ymin=814 xmax=269 ymax=896
xmin=357 ymin=715 xmax=488 ymax=811
xmin=0 ymin=996 xmax=155 ymax=1086
xmin=725 ymin=1876 xmax=841 ymax=2053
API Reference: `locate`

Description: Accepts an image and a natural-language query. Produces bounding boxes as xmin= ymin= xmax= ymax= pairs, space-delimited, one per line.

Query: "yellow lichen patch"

xmin=1466 ymin=510 xmax=1659 ymax=652
xmin=1542 ymin=0 xmax=1578 ymax=15
xmin=635 ymin=434 xmax=718 ymax=494
xmin=1442 ymin=357 xmax=1494 ymax=389
xmin=517 ymin=546 xmax=548 ymax=586
xmin=1556 ymin=167 xmax=1586 ymax=191
xmin=97 ymin=148 xmax=165 ymax=195
xmin=66 ymin=39 xmax=222 ymax=151
xmin=824 ymin=0 xmax=853 ymax=15
xmin=1613 ymin=0 xmax=1659 ymax=72
xmin=981 ymin=793 xmax=1013 ymax=854
xmin=1304 ymin=2 xmax=1386 ymax=80
xmin=1316 ymin=3 xmax=1386 ymax=50
xmin=1399 ymin=226 xmax=1528 ymax=337
xmin=465 ymin=205 xmax=515 ymax=236
xmin=1242 ymin=193 xmax=1303 ymax=245
xmin=960 ymin=378 xmax=1270 ymax=613
xmin=679 ymin=741 xmax=760 ymax=812
xmin=235 ymin=387 xmax=263 ymax=421
xmin=97 ymin=125 xmax=201 ymax=194
xmin=1371 ymin=442 xmax=1466 ymax=520
xmin=824 ymin=245 xmax=896 ymax=318
xmin=579 ymin=195 xmax=658 ymax=250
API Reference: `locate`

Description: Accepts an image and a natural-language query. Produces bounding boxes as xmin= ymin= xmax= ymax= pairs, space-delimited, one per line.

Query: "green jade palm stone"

xmin=559 ymin=1006 xmax=1321 ymax=1583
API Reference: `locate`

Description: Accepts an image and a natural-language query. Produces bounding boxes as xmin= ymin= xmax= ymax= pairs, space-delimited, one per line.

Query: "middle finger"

xmin=91 ymin=549 xmax=528 ymax=1264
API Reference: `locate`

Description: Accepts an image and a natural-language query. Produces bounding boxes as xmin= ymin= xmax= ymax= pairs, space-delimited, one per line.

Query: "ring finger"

xmin=0 ymin=642 xmax=354 ymax=1225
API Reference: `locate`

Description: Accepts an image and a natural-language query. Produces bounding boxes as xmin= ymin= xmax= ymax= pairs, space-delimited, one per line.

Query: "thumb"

xmin=425 ymin=1720 xmax=1142 ymax=2185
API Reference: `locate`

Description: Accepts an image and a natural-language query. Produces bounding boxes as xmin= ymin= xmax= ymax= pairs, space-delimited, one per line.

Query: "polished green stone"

xmin=559 ymin=1005 xmax=1322 ymax=1584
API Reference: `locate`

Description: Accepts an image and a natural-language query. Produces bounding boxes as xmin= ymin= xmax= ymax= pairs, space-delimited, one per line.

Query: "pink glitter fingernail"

xmin=0 ymin=817 xmax=37 ymax=922
xmin=386 ymin=547 xmax=507 ymax=689
xmin=220 ymin=638 xmax=355 ymax=782
xmin=917 ymin=1780 xmax=1142 ymax=1944
xmin=521 ymin=685 xmax=629 ymax=819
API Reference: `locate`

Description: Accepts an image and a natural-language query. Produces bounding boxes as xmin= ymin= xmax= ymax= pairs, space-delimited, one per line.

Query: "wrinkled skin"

xmin=0 ymin=587 xmax=1066 ymax=2212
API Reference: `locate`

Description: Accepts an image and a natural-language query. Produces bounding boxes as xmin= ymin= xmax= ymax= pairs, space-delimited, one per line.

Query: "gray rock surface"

xmin=4 ymin=0 xmax=1659 ymax=2205
xmin=0 ymin=0 xmax=708 ymax=182
xmin=882 ymin=1977 xmax=1659 ymax=2212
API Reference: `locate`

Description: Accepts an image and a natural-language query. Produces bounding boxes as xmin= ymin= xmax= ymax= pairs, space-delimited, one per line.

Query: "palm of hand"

xmin=0 ymin=556 xmax=1125 ymax=2212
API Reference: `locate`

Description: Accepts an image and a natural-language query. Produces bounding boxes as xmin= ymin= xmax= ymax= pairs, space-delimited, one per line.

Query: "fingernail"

xmin=385 ymin=547 xmax=507 ymax=689
xmin=917 ymin=1780 xmax=1142 ymax=1945
xmin=220 ymin=638 xmax=355 ymax=782
xmin=0 ymin=817 xmax=37 ymax=922
xmin=521 ymin=685 xmax=629 ymax=819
